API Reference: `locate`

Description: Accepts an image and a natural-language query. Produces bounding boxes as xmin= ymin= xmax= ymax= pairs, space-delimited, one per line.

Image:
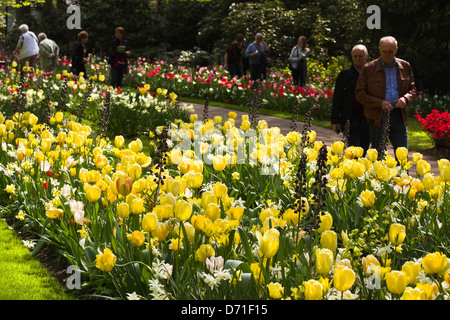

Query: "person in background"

xmin=245 ymin=33 xmax=270 ymax=81
xmin=289 ymin=36 xmax=310 ymax=87
xmin=108 ymin=27 xmax=131 ymax=88
xmin=224 ymin=33 xmax=245 ymax=79
xmin=71 ymin=30 xmax=89 ymax=76
xmin=13 ymin=24 xmax=39 ymax=68
xmin=38 ymin=33 xmax=59 ymax=73
xmin=331 ymin=44 xmax=370 ymax=154
xmin=355 ymin=36 xmax=416 ymax=156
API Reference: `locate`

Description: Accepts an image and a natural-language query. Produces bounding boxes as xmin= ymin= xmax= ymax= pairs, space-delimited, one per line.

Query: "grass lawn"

xmin=0 ymin=218 xmax=76 ymax=300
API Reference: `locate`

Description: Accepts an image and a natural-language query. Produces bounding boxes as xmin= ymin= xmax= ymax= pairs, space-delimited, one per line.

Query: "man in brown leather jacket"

xmin=355 ymin=36 xmax=416 ymax=157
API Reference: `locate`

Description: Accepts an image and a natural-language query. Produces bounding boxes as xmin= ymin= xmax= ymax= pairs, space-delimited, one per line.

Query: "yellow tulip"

xmin=320 ymin=230 xmax=337 ymax=252
xmin=128 ymin=230 xmax=145 ymax=247
xmin=421 ymin=252 xmax=447 ymax=274
xmin=116 ymin=176 xmax=133 ymax=196
xmin=282 ymin=208 xmax=299 ymax=226
xmin=152 ymin=222 xmax=171 ymax=242
xmin=330 ymin=168 xmax=344 ymax=180
xmin=195 ymin=244 xmax=215 ymax=262
xmin=95 ymin=248 xmax=116 ymax=272
xmin=142 ymin=213 xmax=158 ymax=233
xmin=204 ymin=202 xmax=220 ymax=221
xmin=175 ymin=199 xmax=192 ymax=221
xmin=333 ymin=265 xmax=355 ymax=292
xmin=213 ymin=182 xmax=228 ymax=199
xmin=85 ymin=185 xmax=101 ymax=203
xmin=267 ymin=282 xmax=284 ymax=299
xmin=331 ymin=141 xmax=344 ymax=155
xmin=127 ymin=163 xmax=142 ymax=180
xmin=359 ymin=190 xmax=375 ymax=207
xmin=422 ymin=174 xmax=435 ymax=190
xmin=213 ymin=155 xmax=227 ymax=171
xmin=166 ymin=178 xmax=182 ymax=196
xmin=416 ymin=282 xmax=439 ymax=300
xmin=402 ymin=261 xmax=422 ymax=284
xmin=362 ymin=254 xmax=381 ymax=275
xmin=201 ymin=191 xmax=217 ymax=210
xmin=416 ymin=160 xmax=431 ymax=176
xmin=315 ymin=248 xmax=334 ymax=275
xmin=395 ymin=147 xmax=408 ymax=162
xmin=412 ymin=152 xmax=423 ymax=165
xmin=317 ymin=211 xmax=333 ymax=233
xmin=389 ymin=223 xmax=406 ymax=245
xmin=184 ymin=171 xmax=203 ymax=189
xmin=126 ymin=193 xmax=145 ymax=215
xmin=386 ymin=270 xmax=408 ymax=295
xmin=46 ymin=206 xmax=64 ymax=219
xmin=303 ymin=279 xmax=323 ymax=300
xmin=366 ymin=148 xmax=378 ymax=162
xmin=117 ymin=202 xmax=130 ymax=219
xmin=128 ymin=138 xmax=143 ymax=152
xmin=401 ymin=287 xmax=426 ymax=300
xmin=226 ymin=206 xmax=244 ymax=221
xmin=257 ymin=228 xmax=280 ymax=259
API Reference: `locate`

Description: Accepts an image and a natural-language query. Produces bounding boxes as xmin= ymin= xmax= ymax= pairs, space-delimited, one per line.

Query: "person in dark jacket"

xmin=331 ymin=44 xmax=370 ymax=154
xmin=71 ymin=30 xmax=88 ymax=76
xmin=355 ymin=36 xmax=416 ymax=155
xmin=108 ymin=27 xmax=131 ymax=88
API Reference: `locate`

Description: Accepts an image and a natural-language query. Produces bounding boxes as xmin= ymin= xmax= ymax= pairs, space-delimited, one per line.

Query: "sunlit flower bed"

xmin=0 ymin=59 xmax=191 ymax=137
xmin=1 ymin=103 xmax=449 ymax=300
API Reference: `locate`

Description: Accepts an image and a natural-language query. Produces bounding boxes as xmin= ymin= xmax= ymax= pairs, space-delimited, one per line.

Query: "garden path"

xmin=186 ymin=102 xmax=441 ymax=176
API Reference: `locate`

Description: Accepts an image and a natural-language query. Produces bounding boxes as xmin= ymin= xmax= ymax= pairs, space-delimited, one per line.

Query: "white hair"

xmin=18 ymin=24 xmax=29 ymax=32
xmin=352 ymin=44 xmax=369 ymax=56
xmin=379 ymin=36 xmax=398 ymax=48
xmin=255 ymin=33 xmax=263 ymax=40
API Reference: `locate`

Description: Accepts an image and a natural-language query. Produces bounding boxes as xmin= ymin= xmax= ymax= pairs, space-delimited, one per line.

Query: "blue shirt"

xmin=382 ymin=58 xmax=399 ymax=103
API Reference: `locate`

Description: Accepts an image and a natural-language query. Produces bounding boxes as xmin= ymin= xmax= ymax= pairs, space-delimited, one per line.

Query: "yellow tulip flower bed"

xmin=1 ymin=100 xmax=449 ymax=301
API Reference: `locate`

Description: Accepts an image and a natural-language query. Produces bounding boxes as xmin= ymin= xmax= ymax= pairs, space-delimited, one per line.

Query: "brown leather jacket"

xmin=355 ymin=57 xmax=416 ymax=126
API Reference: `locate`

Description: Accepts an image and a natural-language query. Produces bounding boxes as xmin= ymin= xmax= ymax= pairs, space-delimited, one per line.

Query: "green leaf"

xmin=236 ymin=227 xmax=254 ymax=264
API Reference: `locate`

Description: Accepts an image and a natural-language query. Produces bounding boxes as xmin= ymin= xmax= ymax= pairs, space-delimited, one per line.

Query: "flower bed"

xmin=415 ymin=109 xmax=450 ymax=149
xmin=1 ymin=105 xmax=449 ymax=300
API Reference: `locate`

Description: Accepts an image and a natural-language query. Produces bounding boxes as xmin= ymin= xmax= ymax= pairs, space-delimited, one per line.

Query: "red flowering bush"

xmin=415 ymin=109 xmax=450 ymax=148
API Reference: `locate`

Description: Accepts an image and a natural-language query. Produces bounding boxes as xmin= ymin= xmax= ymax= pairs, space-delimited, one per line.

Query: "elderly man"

xmin=355 ymin=36 xmax=416 ymax=156
xmin=331 ymin=44 xmax=370 ymax=154
xmin=38 ymin=33 xmax=59 ymax=73
xmin=13 ymin=24 xmax=39 ymax=68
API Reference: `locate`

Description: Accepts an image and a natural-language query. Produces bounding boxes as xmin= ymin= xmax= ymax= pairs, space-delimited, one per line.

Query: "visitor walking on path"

xmin=355 ymin=36 xmax=416 ymax=158
xmin=331 ymin=44 xmax=370 ymax=154
xmin=38 ymin=33 xmax=59 ymax=73
xmin=224 ymin=33 xmax=246 ymax=79
xmin=108 ymin=27 xmax=131 ymax=88
xmin=246 ymin=33 xmax=270 ymax=81
xmin=289 ymin=36 xmax=310 ymax=87
xmin=13 ymin=24 xmax=39 ymax=68
xmin=71 ymin=30 xmax=89 ymax=77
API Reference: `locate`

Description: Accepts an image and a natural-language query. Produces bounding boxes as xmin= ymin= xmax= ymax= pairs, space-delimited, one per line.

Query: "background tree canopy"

xmin=2 ymin=0 xmax=449 ymax=93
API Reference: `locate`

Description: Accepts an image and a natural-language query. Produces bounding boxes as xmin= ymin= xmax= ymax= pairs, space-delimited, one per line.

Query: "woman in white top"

xmin=289 ymin=36 xmax=310 ymax=87
xmin=14 ymin=24 xmax=40 ymax=68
